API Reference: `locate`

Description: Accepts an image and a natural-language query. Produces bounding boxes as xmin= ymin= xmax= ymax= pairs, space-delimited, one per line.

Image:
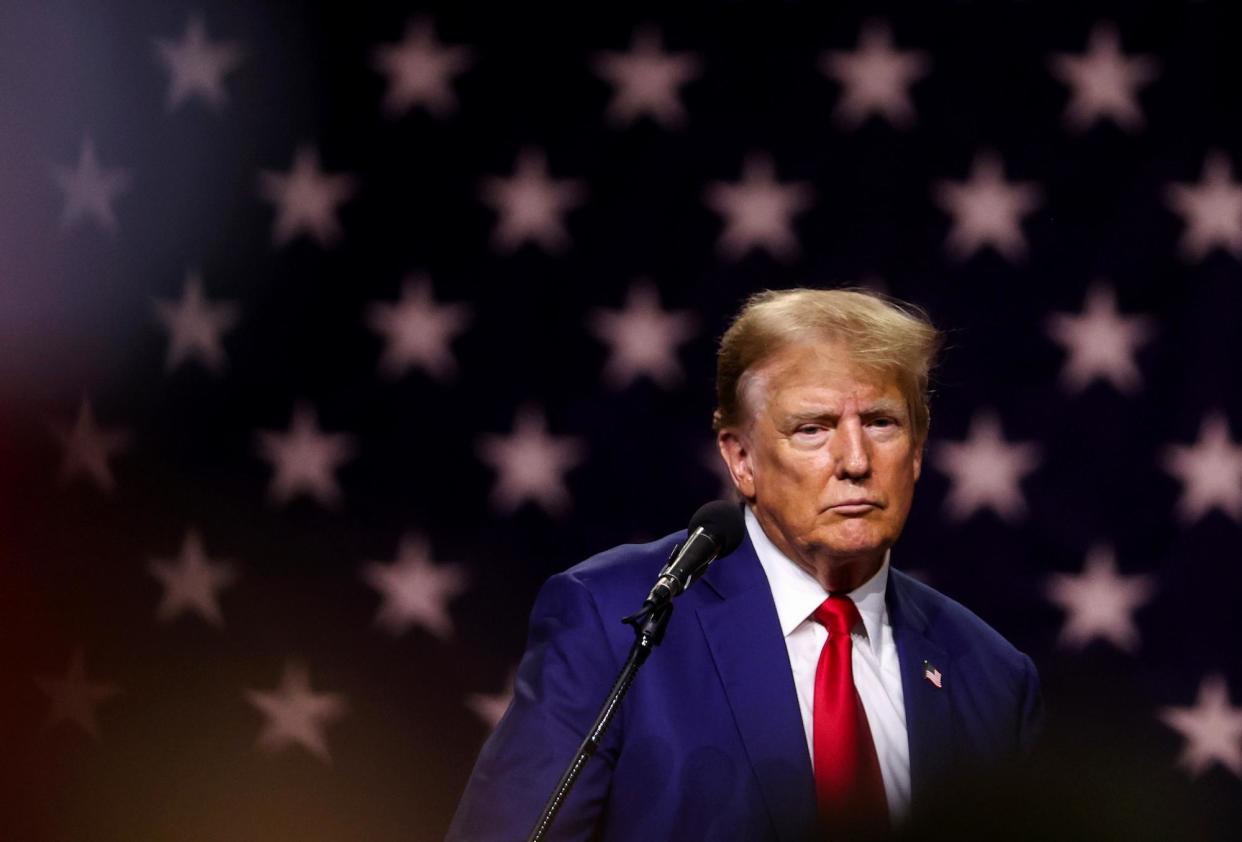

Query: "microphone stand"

xmin=525 ymin=552 xmax=680 ymax=842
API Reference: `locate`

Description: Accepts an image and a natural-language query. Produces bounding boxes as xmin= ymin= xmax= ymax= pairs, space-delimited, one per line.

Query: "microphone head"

xmin=689 ymin=500 xmax=745 ymax=556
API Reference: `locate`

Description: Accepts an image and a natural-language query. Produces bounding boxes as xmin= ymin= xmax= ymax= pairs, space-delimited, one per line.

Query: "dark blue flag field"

xmin=3 ymin=2 xmax=1242 ymax=839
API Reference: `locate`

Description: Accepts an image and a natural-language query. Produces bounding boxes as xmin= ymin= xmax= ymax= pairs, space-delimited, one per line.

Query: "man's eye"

xmin=870 ymin=417 xmax=897 ymax=428
xmin=795 ymin=425 xmax=826 ymax=436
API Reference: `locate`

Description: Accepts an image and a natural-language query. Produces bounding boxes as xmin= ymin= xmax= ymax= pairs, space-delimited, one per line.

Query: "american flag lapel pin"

xmin=922 ymin=660 xmax=943 ymax=689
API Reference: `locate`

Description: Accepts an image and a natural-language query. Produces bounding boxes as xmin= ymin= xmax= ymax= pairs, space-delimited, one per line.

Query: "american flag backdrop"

xmin=4 ymin=1 xmax=1242 ymax=838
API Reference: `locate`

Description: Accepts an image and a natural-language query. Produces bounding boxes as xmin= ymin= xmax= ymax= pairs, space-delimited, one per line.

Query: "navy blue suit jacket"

xmin=448 ymin=529 xmax=1042 ymax=841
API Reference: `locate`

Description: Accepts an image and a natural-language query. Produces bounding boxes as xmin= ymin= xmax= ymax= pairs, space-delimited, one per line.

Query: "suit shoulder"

xmin=890 ymin=568 xmax=1033 ymax=672
xmin=558 ymin=531 xmax=684 ymax=595
xmin=528 ymin=532 xmax=684 ymax=645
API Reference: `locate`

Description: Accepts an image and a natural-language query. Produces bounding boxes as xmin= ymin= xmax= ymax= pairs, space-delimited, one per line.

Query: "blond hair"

xmin=713 ymin=288 xmax=943 ymax=443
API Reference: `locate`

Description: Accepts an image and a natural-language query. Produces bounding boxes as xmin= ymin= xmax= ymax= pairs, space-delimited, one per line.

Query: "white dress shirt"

xmin=746 ymin=507 xmax=912 ymax=818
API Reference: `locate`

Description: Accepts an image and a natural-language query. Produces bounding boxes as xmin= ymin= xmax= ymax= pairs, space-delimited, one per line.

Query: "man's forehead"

xmin=738 ymin=339 xmax=906 ymax=421
xmin=752 ymin=340 xmax=900 ymax=392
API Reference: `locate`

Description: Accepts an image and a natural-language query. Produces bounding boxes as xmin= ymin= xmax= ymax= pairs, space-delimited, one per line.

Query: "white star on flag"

xmin=1159 ymin=674 xmax=1242 ymax=779
xmin=478 ymin=407 xmax=585 ymax=516
xmin=153 ymin=14 xmax=244 ymax=112
xmin=52 ymin=136 xmax=131 ymax=234
xmin=467 ymin=672 xmax=515 ymax=730
xmin=1045 ymin=545 xmax=1155 ymax=653
xmin=590 ymin=281 xmax=697 ymax=389
xmin=820 ymin=20 xmax=930 ymax=129
xmin=1163 ymin=413 xmax=1242 ymax=524
xmin=1049 ymin=22 xmax=1158 ymax=132
xmin=258 ymin=146 xmax=357 ymax=248
xmin=933 ymin=411 xmax=1041 ymax=522
xmin=934 ymin=152 xmax=1042 ymax=262
xmin=704 ymin=154 xmax=814 ymax=261
xmin=148 ymin=529 xmax=237 ymax=627
xmin=1046 ymin=284 xmax=1154 ymax=394
xmin=593 ymin=25 xmax=701 ymax=129
xmin=35 ymin=649 xmax=121 ymax=739
xmin=246 ymin=662 xmax=348 ymax=763
xmin=367 ymin=275 xmax=471 ymax=381
xmin=54 ymin=397 xmax=130 ymax=493
xmin=480 ymin=149 xmax=586 ymax=254
xmin=373 ymin=16 xmax=473 ymax=119
xmin=1165 ymin=151 xmax=1242 ymax=262
xmin=153 ymin=270 xmax=240 ymax=375
xmin=256 ymin=404 xmax=355 ymax=507
xmin=361 ymin=533 xmax=469 ymax=640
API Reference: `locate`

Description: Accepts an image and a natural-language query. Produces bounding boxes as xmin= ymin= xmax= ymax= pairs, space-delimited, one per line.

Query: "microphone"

xmin=645 ymin=501 xmax=745 ymax=606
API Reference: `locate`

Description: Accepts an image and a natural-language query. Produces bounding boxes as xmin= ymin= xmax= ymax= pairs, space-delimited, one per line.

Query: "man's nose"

xmin=831 ymin=417 xmax=871 ymax=479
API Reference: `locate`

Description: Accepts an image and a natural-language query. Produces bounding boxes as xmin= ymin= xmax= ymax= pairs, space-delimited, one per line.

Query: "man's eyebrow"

xmin=862 ymin=398 xmax=908 ymax=416
xmin=782 ymin=399 xmax=908 ymax=424
xmin=783 ymin=410 xmax=836 ymax=425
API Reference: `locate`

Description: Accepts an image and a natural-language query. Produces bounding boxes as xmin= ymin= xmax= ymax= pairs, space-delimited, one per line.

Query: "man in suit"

xmin=448 ymin=288 xmax=1042 ymax=841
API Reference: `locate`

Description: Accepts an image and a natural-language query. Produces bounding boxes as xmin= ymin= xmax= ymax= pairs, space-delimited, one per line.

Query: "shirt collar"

xmin=745 ymin=505 xmax=890 ymax=655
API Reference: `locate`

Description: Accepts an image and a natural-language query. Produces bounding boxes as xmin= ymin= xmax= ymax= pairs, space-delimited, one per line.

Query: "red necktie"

xmin=811 ymin=595 xmax=888 ymax=836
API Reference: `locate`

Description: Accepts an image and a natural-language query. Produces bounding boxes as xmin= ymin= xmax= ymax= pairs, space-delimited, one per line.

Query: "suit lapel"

xmin=695 ymin=534 xmax=816 ymax=842
xmin=886 ymin=569 xmax=955 ymax=802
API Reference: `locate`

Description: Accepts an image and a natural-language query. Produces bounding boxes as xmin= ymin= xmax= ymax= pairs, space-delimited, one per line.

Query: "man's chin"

xmin=810 ymin=529 xmax=890 ymax=565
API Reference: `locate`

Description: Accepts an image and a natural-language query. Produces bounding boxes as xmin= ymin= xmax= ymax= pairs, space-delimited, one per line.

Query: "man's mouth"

xmin=828 ymin=500 xmax=880 ymax=516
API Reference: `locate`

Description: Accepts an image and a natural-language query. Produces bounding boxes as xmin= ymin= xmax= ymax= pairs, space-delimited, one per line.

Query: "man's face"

xmin=717 ymin=339 xmax=922 ymax=579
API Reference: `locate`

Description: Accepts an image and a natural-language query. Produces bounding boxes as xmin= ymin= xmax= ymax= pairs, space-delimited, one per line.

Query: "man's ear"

xmin=912 ymin=440 xmax=923 ymax=482
xmin=717 ymin=429 xmax=756 ymax=499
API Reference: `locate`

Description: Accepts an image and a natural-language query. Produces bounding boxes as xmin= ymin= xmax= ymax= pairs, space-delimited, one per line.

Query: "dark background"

xmin=1 ymin=1 xmax=1240 ymax=839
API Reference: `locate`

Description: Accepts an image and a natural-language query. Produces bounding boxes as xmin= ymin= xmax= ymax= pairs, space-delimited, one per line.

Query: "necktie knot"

xmin=812 ymin=594 xmax=861 ymax=638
